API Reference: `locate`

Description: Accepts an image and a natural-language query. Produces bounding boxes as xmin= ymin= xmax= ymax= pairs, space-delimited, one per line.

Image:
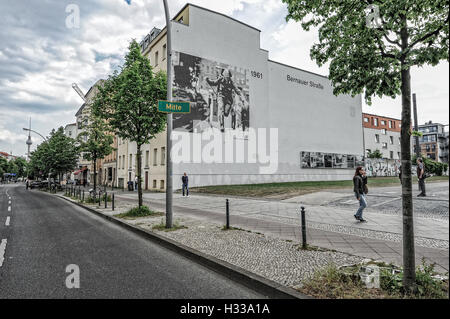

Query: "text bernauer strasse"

xmin=287 ymin=74 xmax=324 ymax=89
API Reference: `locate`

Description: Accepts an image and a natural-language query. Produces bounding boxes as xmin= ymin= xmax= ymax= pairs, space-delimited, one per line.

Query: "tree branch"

xmin=408 ymin=15 xmax=449 ymax=50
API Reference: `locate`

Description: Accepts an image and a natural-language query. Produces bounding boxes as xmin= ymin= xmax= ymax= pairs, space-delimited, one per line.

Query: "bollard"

xmin=112 ymin=193 xmax=115 ymax=211
xmin=104 ymin=192 xmax=107 ymax=209
xmin=226 ymin=199 xmax=230 ymax=229
xmin=82 ymin=190 xmax=85 ymax=202
xmin=301 ymin=206 xmax=307 ymax=249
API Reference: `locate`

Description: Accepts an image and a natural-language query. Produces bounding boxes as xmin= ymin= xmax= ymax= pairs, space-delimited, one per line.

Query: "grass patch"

xmin=188 ymin=176 xmax=448 ymax=199
xmin=152 ymin=219 xmax=187 ymax=232
xmin=298 ymin=259 xmax=449 ymax=299
xmin=116 ymin=206 xmax=164 ymax=219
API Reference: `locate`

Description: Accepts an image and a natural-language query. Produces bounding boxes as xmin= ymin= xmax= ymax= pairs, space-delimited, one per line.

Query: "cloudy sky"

xmin=0 ymin=0 xmax=448 ymax=157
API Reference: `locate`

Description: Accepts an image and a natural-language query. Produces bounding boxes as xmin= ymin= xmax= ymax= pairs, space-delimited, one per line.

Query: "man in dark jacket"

xmin=417 ymin=158 xmax=426 ymax=197
xmin=353 ymin=167 xmax=368 ymax=222
xmin=182 ymin=173 xmax=189 ymax=197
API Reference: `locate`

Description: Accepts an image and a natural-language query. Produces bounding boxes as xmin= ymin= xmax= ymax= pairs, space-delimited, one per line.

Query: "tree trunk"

xmin=400 ymin=21 xmax=416 ymax=293
xmin=137 ymin=144 xmax=143 ymax=208
xmin=93 ymin=157 xmax=97 ymax=201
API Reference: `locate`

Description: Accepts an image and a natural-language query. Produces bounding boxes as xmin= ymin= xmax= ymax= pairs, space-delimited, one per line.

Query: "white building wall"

xmin=168 ymin=5 xmax=364 ymax=187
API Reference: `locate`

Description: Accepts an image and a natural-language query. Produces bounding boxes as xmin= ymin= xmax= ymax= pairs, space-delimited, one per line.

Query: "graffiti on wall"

xmin=365 ymin=158 xmax=401 ymax=177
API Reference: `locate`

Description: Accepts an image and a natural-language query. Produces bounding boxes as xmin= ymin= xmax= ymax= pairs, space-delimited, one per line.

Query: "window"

xmin=145 ymin=151 xmax=149 ymax=168
xmin=68 ymin=131 xmax=72 ymax=136
xmin=160 ymin=180 xmax=165 ymax=190
xmin=153 ymin=148 xmax=158 ymax=166
xmin=373 ymin=118 xmax=378 ymax=126
xmin=153 ymin=180 xmax=157 ymax=188
xmin=129 ymin=154 xmax=132 ymax=169
xmin=390 ymin=136 xmax=394 ymax=144
xmin=390 ymin=151 xmax=394 ymax=159
xmin=389 ymin=121 xmax=393 ymax=129
xmin=398 ymin=152 xmax=401 ymax=158
xmin=161 ymin=147 xmax=166 ymax=166
xmin=382 ymin=129 xmax=387 ymax=135
xmin=364 ymin=117 xmax=369 ymax=123
xmin=381 ymin=120 xmax=386 ymax=126
xmin=118 ymin=157 xmax=121 ymax=170
xmin=375 ymin=134 xmax=380 ymax=143
xmin=122 ymin=155 xmax=125 ymax=169
xmin=162 ymin=44 xmax=166 ymax=60
xmin=382 ymin=142 xmax=388 ymax=149
xmin=155 ymin=51 xmax=159 ymax=66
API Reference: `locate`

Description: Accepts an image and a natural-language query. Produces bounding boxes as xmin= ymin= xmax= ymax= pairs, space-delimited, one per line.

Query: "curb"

xmin=55 ymin=193 xmax=311 ymax=299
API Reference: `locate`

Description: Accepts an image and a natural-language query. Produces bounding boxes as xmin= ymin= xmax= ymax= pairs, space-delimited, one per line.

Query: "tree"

xmin=283 ymin=0 xmax=449 ymax=293
xmin=77 ymin=114 xmax=114 ymax=199
xmin=92 ymin=39 xmax=167 ymax=209
xmin=367 ymin=149 xmax=383 ymax=159
xmin=29 ymin=127 xmax=79 ymax=183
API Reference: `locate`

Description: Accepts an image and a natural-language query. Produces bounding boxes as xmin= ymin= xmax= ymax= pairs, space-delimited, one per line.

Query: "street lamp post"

xmin=163 ymin=0 xmax=173 ymax=229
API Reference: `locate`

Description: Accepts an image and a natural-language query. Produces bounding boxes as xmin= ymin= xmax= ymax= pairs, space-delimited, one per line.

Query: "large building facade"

xmin=115 ymin=4 xmax=365 ymax=189
xmin=416 ymin=121 xmax=448 ymax=163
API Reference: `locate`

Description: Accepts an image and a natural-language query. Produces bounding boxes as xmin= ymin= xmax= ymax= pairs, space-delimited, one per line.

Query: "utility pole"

xmin=413 ymin=93 xmax=421 ymax=158
xmin=163 ymin=0 xmax=173 ymax=229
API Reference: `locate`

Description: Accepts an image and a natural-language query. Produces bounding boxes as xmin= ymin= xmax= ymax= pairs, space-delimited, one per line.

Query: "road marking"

xmin=5 ymin=217 xmax=10 ymax=226
xmin=371 ymin=197 xmax=401 ymax=207
xmin=0 ymin=239 xmax=7 ymax=267
xmin=8 ymin=200 xmax=11 ymax=205
xmin=8 ymin=206 xmax=11 ymax=212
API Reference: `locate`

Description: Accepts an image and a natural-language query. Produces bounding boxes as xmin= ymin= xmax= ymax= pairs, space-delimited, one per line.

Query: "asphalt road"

xmin=0 ymin=184 xmax=264 ymax=299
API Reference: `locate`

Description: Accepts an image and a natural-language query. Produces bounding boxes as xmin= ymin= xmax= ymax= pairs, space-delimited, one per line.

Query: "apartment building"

xmin=363 ymin=113 xmax=403 ymax=159
xmin=416 ymin=121 xmax=449 ymax=163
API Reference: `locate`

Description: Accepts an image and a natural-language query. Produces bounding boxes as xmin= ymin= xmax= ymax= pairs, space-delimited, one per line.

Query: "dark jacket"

xmin=182 ymin=175 xmax=188 ymax=185
xmin=353 ymin=175 xmax=367 ymax=197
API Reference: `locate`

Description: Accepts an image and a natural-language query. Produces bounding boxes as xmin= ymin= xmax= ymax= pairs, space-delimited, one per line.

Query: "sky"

xmin=0 ymin=0 xmax=448 ymax=157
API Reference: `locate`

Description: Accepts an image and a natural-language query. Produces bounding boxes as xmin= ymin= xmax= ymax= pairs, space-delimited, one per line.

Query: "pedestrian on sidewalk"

xmin=417 ymin=158 xmax=427 ymax=197
xmin=134 ymin=176 xmax=138 ymax=192
xmin=182 ymin=173 xmax=189 ymax=197
xmin=353 ymin=166 xmax=368 ymax=222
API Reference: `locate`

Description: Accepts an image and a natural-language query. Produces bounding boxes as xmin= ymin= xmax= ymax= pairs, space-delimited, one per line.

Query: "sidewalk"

xmin=114 ymin=186 xmax=449 ymax=273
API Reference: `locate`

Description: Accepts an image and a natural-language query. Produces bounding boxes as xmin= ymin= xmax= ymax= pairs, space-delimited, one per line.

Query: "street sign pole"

xmin=163 ymin=0 xmax=173 ymax=229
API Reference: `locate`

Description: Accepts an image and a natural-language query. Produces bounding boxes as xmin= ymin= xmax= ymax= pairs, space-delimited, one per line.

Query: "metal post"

xmin=82 ymin=190 xmax=85 ymax=202
xmin=301 ymin=206 xmax=307 ymax=249
xmin=226 ymin=199 xmax=230 ymax=229
xmin=105 ymin=191 xmax=107 ymax=209
xmin=413 ymin=93 xmax=421 ymax=158
xmin=163 ymin=0 xmax=173 ymax=229
xmin=112 ymin=193 xmax=115 ymax=211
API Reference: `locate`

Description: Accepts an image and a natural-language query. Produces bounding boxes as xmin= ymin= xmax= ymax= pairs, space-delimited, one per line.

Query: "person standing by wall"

xmin=353 ymin=166 xmax=368 ymax=222
xmin=182 ymin=172 xmax=189 ymax=197
xmin=417 ymin=158 xmax=426 ymax=197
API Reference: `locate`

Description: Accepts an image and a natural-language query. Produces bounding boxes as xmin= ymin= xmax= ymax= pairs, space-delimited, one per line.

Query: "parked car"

xmin=30 ymin=181 xmax=41 ymax=189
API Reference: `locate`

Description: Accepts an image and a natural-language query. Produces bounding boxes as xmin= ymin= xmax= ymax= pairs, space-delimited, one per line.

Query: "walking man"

xmin=353 ymin=166 xmax=368 ymax=222
xmin=182 ymin=172 xmax=189 ymax=197
xmin=417 ymin=158 xmax=426 ymax=197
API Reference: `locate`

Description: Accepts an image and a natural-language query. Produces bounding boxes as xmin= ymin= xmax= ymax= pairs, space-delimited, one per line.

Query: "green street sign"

xmin=158 ymin=100 xmax=191 ymax=113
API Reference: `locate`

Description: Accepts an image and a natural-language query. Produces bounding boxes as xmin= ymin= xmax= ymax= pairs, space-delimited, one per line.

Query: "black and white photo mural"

xmin=172 ymin=51 xmax=250 ymax=133
xmin=301 ymin=152 xmax=365 ymax=169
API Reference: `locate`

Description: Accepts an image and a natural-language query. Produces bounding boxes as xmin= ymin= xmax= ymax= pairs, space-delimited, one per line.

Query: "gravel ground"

xmin=124 ymin=216 xmax=363 ymax=288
